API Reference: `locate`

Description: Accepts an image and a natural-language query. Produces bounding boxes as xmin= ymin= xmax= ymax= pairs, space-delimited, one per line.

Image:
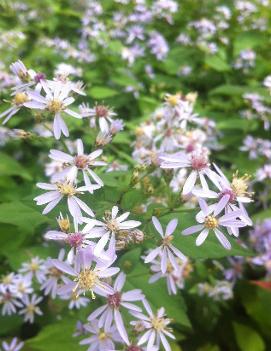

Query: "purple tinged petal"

xmin=52 ymin=260 xmax=76 ymax=276
xmin=196 ymin=228 xmax=209 ymax=246
xmin=214 ymin=228 xmax=231 ymax=250
xmin=198 ymin=198 xmax=209 ymax=216
xmin=165 ymin=218 xmax=178 ymax=236
xmin=114 ymin=309 xmax=129 ymax=345
xmin=152 ymin=216 xmax=164 ymax=236
xmin=214 ymin=194 xmax=230 ymax=216
xmin=182 ymin=224 xmax=204 ymax=235
xmin=182 ymin=170 xmax=197 ymax=195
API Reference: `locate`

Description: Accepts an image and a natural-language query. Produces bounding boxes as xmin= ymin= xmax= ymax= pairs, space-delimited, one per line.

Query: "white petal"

xmin=196 ymin=229 xmax=209 ymax=246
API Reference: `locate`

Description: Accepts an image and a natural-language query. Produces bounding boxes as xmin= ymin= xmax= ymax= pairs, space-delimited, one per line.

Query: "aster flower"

xmin=0 ymin=91 xmax=30 ymax=124
xmin=52 ymin=247 xmax=119 ymax=299
xmin=144 ymin=217 xmax=186 ymax=274
xmin=80 ymin=319 xmax=121 ymax=351
xmin=34 ymin=180 xmax=100 ymax=221
xmin=88 ymin=272 xmax=144 ymax=345
xmin=193 ymin=165 xmax=253 ymax=230
xmin=10 ymin=274 xmax=33 ymax=299
xmin=82 ymin=206 xmax=141 ymax=256
xmin=49 ymin=138 xmax=106 ymax=186
xmin=62 ymin=291 xmax=90 ymax=309
xmin=0 ymin=273 xmax=16 ymax=293
xmin=19 ymin=257 xmax=46 ymax=283
xmin=19 ymin=294 xmax=43 ymax=323
xmin=182 ymin=197 xmax=246 ymax=250
xmin=148 ymin=257 xmax=186 ymax=295
xmin=0 ymin=291 xmax=22 ymax=316
xmin=81 ymin=103 xmax=117 ymax=132
xmin=130 ymin=299 xmax=175 ymax=351
xmin=40 ymin=249 xmax=66 ymax=298
xmin=160 ymin=150 xmax=219 ymax=195
xmin=1 ymin=338 xmax=24 ymax=351
xmin=24 ymin=80 xmax=82 ymax=139
xmin=44 ymin=217 xmax=96 ymax=262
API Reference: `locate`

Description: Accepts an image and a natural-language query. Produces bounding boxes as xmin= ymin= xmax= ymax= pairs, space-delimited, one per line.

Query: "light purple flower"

xmin=1 ymin=338 xmax=24 ymax=351
xmin=52 ymin=247 xmax=119 ymax=299
xmin=148 ymin=257 xmax=185 ymax=295
xmin=19 ymin=294 xmax=43 ymax=323
xmin=88 ymin=272 xmax=144 ymax=345
xmin=130 ymin=299 xmax=175 ymax=351
xmin=160 ymin=150 xmax=220 ymax=195
xmin=41 ymin=249 xmax=66 ymax=298
xmin=144 ymin=217 xmax=186 ymax=274
xmin=49 ymin=139 xmax=106 ymax=186
xmin=19 ymin=257 xmax=46 ymax=283
xmin=34 ymin=180 xmax=100 ymax=221
xmin=82 ymin=206 xmax=141 ymax=256
xmin=80 ymin=319 xmax=121 ymax=351
xmin=24 ymin=80 xmax=82 ymax=139
xmin=182 ymin=197 xmax=246 ymax=249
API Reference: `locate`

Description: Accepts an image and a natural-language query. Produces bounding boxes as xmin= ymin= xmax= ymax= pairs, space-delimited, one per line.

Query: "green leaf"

xmin=239 ymin=283 xmax=271 ymax=339
xmin=88 ymin=86 xmax=118 ymax=99
xmin=0 ymin=201 xmax=49 ymax=232
xmin=26 ymin=320 xmax=79 ymax=351
xmin=205 ymin=55 xmax=230 ymax=72
xmin=0 ymin=152 xmax=32 ymax=180
xmin=233 ymin=322 xmax=265 ymax=351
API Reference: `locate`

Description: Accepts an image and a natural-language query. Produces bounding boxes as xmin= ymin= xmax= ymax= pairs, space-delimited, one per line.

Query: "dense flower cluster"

xmin=1 ymin=0 xmax=271 ymax=349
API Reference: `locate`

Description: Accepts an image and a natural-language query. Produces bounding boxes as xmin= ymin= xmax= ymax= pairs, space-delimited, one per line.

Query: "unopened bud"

xmin=133 ymin=321 xmax=146 ymax=333
xmin=116 ymin=239 xmax=127 ymax=251
xmin=57 ymin=215 xmax=70 ymax=232
xmin=96 ymin=131 xmax=112 ymax=146
xmin=130 ymin=229 xmax=144 ymax=243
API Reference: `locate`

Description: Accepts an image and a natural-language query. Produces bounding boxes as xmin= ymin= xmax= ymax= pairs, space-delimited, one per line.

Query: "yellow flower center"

xmin=57 ymin=216 xmax=70 ymax=232
xmin=166 ymin=262 xmax=174 ymax=273
xmin=106 ymin=219 xmax=119 ymax=232
xmin=151 ymin=317 xmax=166 ymax=331
xmin=165 ymin=93 xmax=181 ymax=106
xmin=204 ymin=215 xmax=218 ymax=229
xmin=30 ymin=262 xmax=39 ymax=271
xmin=13 ymin=92 xmax=28 ymax=105
xmin=57 ymin=182 xmax=76 ymax=196
xmin=98 ymin=331 xmax=107 ymax=341
xmin=47 ymin=99 xmax=63 ymax=113
xmin=26 ymin=304 xmax=36 ymax=313
xmin=75 ymin=269 xmax=98 ymax=299
xmin=1 ymin=275 xmax=12 ymax=284
xmin=231 ymin=172 xmax=251 ymax=197
xmin=162 ymin=235 xmax=174 ymax=247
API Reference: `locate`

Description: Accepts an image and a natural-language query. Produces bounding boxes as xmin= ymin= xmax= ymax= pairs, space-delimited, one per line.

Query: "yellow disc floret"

xmin=165 ymin=93 xmax=181 ymax=107
xmin=13 ymin=92 xmax=29 ymax=105
xmin=231 ymin=171 xmax=252 ymax=198
xmin=47 ymin=99 xmax=64 ymax=113
xmin=204 ymin=215 xmax=218 ymax=229
xmin=56 ymin=182 xmax=77 ymax=196
xmin=75 ymin=269 xmax=98 ymax=299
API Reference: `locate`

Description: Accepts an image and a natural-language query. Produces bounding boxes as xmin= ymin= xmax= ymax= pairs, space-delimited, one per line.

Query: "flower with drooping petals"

xmin=144 ymin=217 xmax=186 ymax=274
